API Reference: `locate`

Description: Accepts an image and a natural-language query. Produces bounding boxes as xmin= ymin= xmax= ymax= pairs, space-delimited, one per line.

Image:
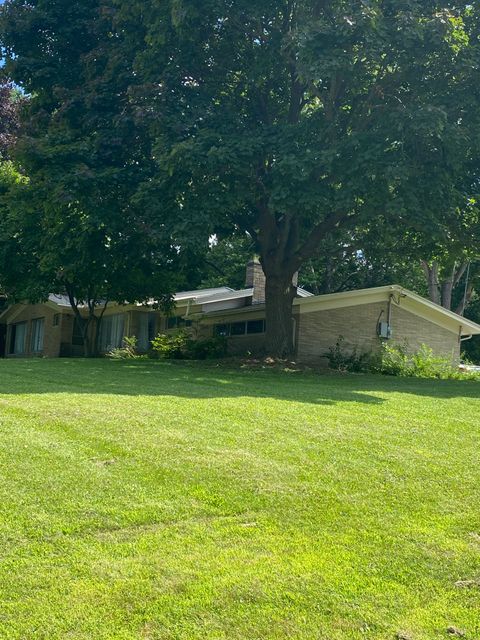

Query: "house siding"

xmin=296 ymin=301 xmax=460 ymax=365
xmin=4 ymin=304 xmax=72 ymax=358
xmin=0 ymin=289 xmax=469 ymax=362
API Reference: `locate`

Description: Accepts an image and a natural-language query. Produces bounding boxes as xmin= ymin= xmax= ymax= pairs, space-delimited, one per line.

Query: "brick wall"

xmin=245 ymin=259 xmax=266 ymax=304
xmin=296 ymin=301 xmax=460 ymax=365
xmin=4 ymin=304 xmax=74 ymax=358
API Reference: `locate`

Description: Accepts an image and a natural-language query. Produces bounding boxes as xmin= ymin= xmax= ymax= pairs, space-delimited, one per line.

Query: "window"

xmin=31 ymin=318 xmax=45 ymax=353
xmin=214 ymin=319 xmax=266 ymax=337
xmin=247 ymin=319 xmax=266 ymax=334
xmin=98 ymin=314 xmax=125 ymax=351
xmin=10 ymin=322 xmax=27 ymax=354
xmin=214 ymin=324 xmax=230 ymax=337
xmin=53 ymin=313 xmax=61 ymax=327
xmin=137 ymin=313 xmax=157 ymax=351
xmin=230 ymin=321 xmax=246 ymax=336
xmin=167 ymin=316 xmax=192 ymax=330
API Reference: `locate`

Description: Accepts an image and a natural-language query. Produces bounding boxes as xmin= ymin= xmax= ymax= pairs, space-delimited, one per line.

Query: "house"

xmin=1 ymin=260 xmax=480 ymax=362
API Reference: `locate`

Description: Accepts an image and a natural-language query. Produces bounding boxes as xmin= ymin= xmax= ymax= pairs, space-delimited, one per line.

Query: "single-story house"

xmin=1 ymin=260 xmax=479 ymax=362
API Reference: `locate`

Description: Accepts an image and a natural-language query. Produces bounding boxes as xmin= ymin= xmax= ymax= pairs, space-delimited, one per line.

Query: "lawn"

xmin=0 ymin=359 xmax=479 ymax=640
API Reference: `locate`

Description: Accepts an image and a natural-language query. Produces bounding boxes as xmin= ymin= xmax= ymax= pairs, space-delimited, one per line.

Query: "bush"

xmin=379 ymin=343 xmax=479 ymax=380
xmin=107 ymin=336 xmax=143 ymax=360
xmin=150 ymin=332 xmax=227 ymax=360
xmin=187 ymin=335 xmax=228 ymax=359
xmin=325 ymin=336 xmax=480 ymax=380
xmin=150 ymin=331 xmax=191 ymax=359
xmin=324 ymin=336 xmax=378 ymax=373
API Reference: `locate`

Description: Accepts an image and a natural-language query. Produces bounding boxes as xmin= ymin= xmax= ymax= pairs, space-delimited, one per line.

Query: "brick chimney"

xmin=245 ymin=259 xmax=299 ymax=304
xmin=245 ymin=258 xmax=266 ymax=304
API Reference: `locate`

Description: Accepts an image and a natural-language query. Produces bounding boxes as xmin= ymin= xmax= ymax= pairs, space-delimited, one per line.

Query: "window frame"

xmin=30 ymin=317 xmax=45 ymax=353
xmin=10 ymin=321 xmax=27 ymax=355
xmin=214 ymin=319 xmax=266 ymax=338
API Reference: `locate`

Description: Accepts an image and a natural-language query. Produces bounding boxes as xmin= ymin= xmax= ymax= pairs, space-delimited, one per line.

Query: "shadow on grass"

xmin=0 ymin=358 xmax=478 ymax=405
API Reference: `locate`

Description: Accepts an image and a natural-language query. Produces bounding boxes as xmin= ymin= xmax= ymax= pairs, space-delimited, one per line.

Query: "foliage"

xmin=2 ymin=0 xmax=480 ymax=357
xmin=0 ymin=0 xmax=181 ymax=356
xmin=1 ymin=358 xmax=480 ymax=639
xmin=324 ymin=336 xmax=378 ymax=373
xmin=150 ymin=331 xmax=192 ymax=360
xmin=325 ymin=336 xmax=480 ymax=380
xmin=187 ymin=335 xmax=228 ymax=360
xmin=199 ymin=234 xmax=255 ymax=290
xmin=113 ymin=0 xmax=480 ymax=356
xmin=107 ymin=336 xmax=144 ymax=360
xmin=0 ymin=81 xmax=22 ymax=159
xmin=462 ymin=290 xmax=480 ymax=363
xmin=299 ymin=243 xmax=428 ymax=296
xmin=378 ymin=343 xmax=479 ymax=380
xmin=150 ymin=331 xmax=227 ymax=360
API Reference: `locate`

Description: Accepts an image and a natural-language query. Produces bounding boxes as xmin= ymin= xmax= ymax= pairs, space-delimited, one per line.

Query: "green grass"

xmin=0 ymin=358 xmax=479 ymax=640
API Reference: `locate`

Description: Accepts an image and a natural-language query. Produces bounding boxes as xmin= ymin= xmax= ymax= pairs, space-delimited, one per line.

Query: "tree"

xmin=0 ymin=81 xmax=22 ymax=158
xmin=117 ymin=0 xmax=480 ymax=356
xmin=0 ymin=0 xmax=181 ymax=355
xmin=198 ymin=234 xmax=255 ymax=290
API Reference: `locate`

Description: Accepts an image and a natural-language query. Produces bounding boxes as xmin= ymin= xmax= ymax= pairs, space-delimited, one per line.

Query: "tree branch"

xmin=292 ymin=211 xmax=352 ymax=268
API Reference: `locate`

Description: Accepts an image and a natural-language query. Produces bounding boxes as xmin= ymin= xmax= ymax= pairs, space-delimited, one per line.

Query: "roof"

xmin=199 ymin=288 xmax=253 ymax=305
xmin=174 ymin=287 xmax=233 ymax=302
xmin=48 ymin=294 xmax=75 ymax=308
xmin=297 ymin=287 xmax=314 ymax=298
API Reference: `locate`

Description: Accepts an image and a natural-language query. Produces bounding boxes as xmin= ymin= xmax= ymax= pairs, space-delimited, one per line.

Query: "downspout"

xmin=458 ymin=326 xmax=473 ymax=343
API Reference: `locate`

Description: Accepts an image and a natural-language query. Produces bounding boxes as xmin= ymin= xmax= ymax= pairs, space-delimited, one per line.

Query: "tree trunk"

xmin=421 ymin=261 xmax=441 ymax=305
xmin=264 ymin=272 xmax=297 ymax=358
xmin=455 ymin=283 xmax=474 ymax=316
xmin=441 ymin=278 xmax=454 ymax=311
xmin=81 ymin=318 xmax=97 ymax=358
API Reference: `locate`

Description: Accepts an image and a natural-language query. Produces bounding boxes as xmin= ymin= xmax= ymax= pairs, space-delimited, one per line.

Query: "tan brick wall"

xmin=296 ymin=301 xmax=460 ymax=364
xmin=389 ymin=304 xmax=460 ymax=358
xmin=4 ymin=304 xmax=74 ymax=358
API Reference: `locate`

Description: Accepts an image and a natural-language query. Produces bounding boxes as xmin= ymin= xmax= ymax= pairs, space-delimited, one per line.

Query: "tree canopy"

xmin=0 ymin=0 xmax=185 ymax=354
xmin=1 ymin=0 xmax=480 ymax=357
xmin=111 ymin=0 xmax=480 ymax=355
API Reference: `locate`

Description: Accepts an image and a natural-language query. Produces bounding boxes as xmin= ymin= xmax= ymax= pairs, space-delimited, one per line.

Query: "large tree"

xmin=0 ymin=81 xmax=22 ymax=158
xmin=0 ymin=0 xmax=183 ymax=355
xmin=112 ymin=0 xmax=480 ymax=356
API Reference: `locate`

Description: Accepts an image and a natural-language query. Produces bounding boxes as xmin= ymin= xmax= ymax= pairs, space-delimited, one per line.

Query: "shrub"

xmin=150 ymin=332 xmax=228 ymax=360
xmin=325 ymin=336 xmax=480 ymax=380
xmin=187 ymin=335 xmax=228 ymax=360
xmin=107 ymin=336 xmax=143 ymax=360
xmin=379 ymin=343 xmax=479 ymax=380
xmin=324 ymin=336 xmax=378 ymax=373
xmin=150 ymin=331 xmax=191 ymax=359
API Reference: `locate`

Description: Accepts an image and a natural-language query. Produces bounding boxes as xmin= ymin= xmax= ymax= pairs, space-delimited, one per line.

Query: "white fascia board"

xmin=398 ymin=293 xmax=480 ymax=336
xmin=294 ymin=285 xmax=396 ymax=313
